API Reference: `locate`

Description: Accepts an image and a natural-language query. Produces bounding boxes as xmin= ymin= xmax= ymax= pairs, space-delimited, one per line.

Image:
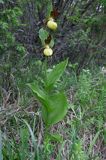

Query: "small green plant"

xmin=28 ymin=59 xmax=69 ymax=127
xmin=29 ymin=7 xmax=68 ymax=128
xmin=71 ymin=140 xmax=86 ymax=160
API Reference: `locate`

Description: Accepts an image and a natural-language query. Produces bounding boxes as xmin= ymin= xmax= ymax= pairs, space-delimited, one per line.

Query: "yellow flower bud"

xmin=43 ymin=47 xmax=53 ymax=56
xmin=47 ymin=19 xmax=57 ymax=30
xmin=45 ymin=44 xmax=50 ymax=49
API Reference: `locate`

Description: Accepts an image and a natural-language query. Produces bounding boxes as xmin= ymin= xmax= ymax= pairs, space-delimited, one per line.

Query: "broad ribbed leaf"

xmin=42 ymin=92 xmax=68 ymax=126
xmin=27 ymin=82 xmax=52 ymax=113
xmin=28 ymin=82 xmax=68 ymax=126
xmin=46 ymin=59 xmax=68 ymax=89
xmin=27 ymin=82 xmax=46 ymax=100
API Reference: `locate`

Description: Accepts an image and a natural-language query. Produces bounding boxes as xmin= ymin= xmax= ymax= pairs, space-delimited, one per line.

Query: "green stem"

xmin=44 ymin=125 xmax=50 ymax=141
xmin=43 ymin=58 xmax=50 ymax=92
xmin=44 ymin=58 xmax=48 ymax=83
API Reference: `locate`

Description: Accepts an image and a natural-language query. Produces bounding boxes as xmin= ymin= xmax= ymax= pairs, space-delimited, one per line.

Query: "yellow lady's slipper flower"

xmin=43 ymin=47 xmax=53 ymax=56
xmin=47 ymin=18 xmax=57 ymax=30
